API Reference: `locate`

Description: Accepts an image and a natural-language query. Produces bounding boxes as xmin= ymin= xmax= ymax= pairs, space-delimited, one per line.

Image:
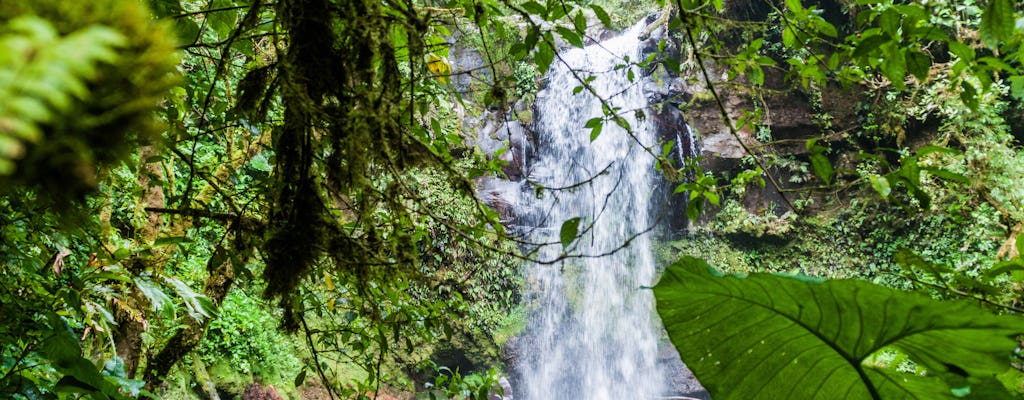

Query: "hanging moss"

xmin=260 ymin=0 xmax=453 ymax=330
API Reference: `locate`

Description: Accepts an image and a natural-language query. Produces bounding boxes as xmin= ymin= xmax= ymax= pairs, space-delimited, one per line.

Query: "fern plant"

xmin=0 ymin=15 xmax=125 ymax=175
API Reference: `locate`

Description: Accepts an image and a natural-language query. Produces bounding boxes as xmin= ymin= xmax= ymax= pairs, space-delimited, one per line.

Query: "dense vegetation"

xmin=2 ymin=0 xmax=1024 ymax=399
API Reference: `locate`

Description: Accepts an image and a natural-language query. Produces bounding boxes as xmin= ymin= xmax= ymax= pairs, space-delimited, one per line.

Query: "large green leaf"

xmin=654 ymin=257 xmax=1024 ymax=400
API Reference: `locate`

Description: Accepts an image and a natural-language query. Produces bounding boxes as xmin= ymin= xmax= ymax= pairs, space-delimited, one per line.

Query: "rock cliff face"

xmin=464 ymin=10 xmax=868 ymax=229
xmin=633 ymin=17 xmax=863 ymax=222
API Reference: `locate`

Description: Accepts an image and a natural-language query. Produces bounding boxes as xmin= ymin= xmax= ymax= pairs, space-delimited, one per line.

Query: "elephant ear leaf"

xmin=653 ymin=257 xmax=1024 ymax=400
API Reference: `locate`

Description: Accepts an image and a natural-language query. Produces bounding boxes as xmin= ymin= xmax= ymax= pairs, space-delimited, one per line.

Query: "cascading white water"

xmin=516 ymin=22 xmax=666 ymax=399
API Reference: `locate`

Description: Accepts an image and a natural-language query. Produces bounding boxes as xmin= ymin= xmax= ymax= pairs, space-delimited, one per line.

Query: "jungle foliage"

xmin=651 ymin=0 xmax=1024 ymax=398
xmin=3 ymin=0 xmax=1024 ymax=398
xmin=1 ymin=0 xmax=522 ymax=397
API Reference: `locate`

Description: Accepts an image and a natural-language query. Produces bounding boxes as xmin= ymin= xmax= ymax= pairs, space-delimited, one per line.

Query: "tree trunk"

xmin=115 ymin=145 xmax=168 ymax=378
xmin=143 ymin=245 xmax=235 ymax=387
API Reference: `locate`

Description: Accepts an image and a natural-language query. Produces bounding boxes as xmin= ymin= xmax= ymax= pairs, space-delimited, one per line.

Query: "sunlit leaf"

xmin=870 ymin=175 xmax=891 ymax=198
xmin=559 ymin=217 xmax=581 ymax=249
xmin=134 ymin=277 xmax=173 ymax=314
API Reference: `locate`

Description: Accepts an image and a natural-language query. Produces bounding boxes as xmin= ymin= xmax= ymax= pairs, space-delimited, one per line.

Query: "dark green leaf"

xmin=881 ymin=47 xmax=907 ymax=89
xmin=134 ymin=277 xmax=173 ymax=313
xmin=986 ymin=260 xmax=1024 ymax=278
xmin=852 ymin=34 xmax=890 ymax=59
xmin=905 ymin=49 xmax=931 ymax=81
xmin=535 ymin=41 xmax=555 ymax=74
xmin=921 ymin=167 xmax=970 ymax=184
xmin=573 ymin=11 xmax=587 ymax=34
xmin=980 ymin=0 xmax=1014 ymax=49
xmin=916 ymin=145 xmax=961 ymax=157
xmin=153 ymin=236 xmax=191 ymax=246
xmin=521 ymin=1 xmax=546 ymax=17
xmin=1009 ymin=76 xmax=1024 ymax=100
xmin=813 ymin=18 xmax=838 ymax=38
xmin=295 ymin=368 xmax=307 ymax=387
xmin=42 ymin=313 xmax=124 ymax=398
xmin=556 ymin=26 xmax=584 ymax=48
xmin=809 ymin=153 xmax=833 ymax=184
xmin=948 ymin=41 xmax=975 ymax=62
xmin=654 ymin=257 xmax=1024 ymax=400
xmin=894 ymin=248 xmax=951 ymax=282
xmin=612 ymin=116 xmax=631 ymax=131
xmin=807 ymin=139 xmax=833 ymax=184
xmin=960 ymin=81 xmax=979 ymax=111
xmin=559 ymin=217 xmax=581 ymax=249
xmin=53 ymin=376 xmax=98 ymax=394
xmin=879 ymin=8 xmax=901 ymax=37
xmin=978 ymin=56 xmax=1015 ymax=72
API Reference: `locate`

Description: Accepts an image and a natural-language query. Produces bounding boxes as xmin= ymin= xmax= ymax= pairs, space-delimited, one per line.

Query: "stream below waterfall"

xmin=497 ymin=20 xmax=709 ymax=400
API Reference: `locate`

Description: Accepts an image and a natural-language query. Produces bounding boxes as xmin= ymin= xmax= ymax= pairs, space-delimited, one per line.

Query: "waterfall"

xmin=515 ymin=22 xmax=669 ymax=399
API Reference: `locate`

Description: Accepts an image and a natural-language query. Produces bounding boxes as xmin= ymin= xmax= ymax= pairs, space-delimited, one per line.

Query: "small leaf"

xmin=870 ymin=175 xmax=891 ymax=198
xmin=295 ymin=368 xmax=308 ymax=387
xmin=921 ymin=167 xmax=970 ymax=183
xmin=807 ymin=139 xmax=833 ymax=184
xmin=113 ymin=248 xmax=131 ymax=260
xmin=960 ymin=81 xmax=979 ymax=111
xmin=535 ymin=41 xmax=555 ymax=74
xmin=704 ymin=191 xmax=720 ymax=207
xmin=814 ymin=18 xmax=838 ymax=38
xmin=153 ymin=236 xmax=191 ymax=246
xmin=905 ymin=49 xmax=931 ymax=81
xmin=852 ymin=34 xmax=890 ymax=59
xmin=559 ymin=217 xmax=581 ymax=249
xmin=948 ymin=41 xmax=975 ymax=62
xmin=585 ymin=117 xmax=603 ymax=141
xmin=556 ymin=26 xmax=583 ymax=48
xmin=590 ymin=5 xmax=612 ymax=28
xmin=134 ymin=277 xmax=172 ymax=313
xmin=573 ymin=11 xmax=587 ymax=34
xmin=986 ymin=260 xmax=1024 ymax=279
xmin=894 ymin=248 xmax=951 ymax=282
xmin=881 ymin=48 xmax=907 ymax=89
xmin=521 ymin=1 xmax=546 ymax=16
xmin=916 ymin=145 xmax=961 ymax=157
xmin=613 ymin=116 xmax=631 ymax=131
xmin=1010 ymin=76 xmax=1024 ymax=100
xmin=809 ymin=153 xmax=833 ymax=184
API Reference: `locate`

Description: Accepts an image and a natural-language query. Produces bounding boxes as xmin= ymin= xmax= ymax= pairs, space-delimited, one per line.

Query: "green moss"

xmin=659 ymin=197 xmax=1005 ymax=291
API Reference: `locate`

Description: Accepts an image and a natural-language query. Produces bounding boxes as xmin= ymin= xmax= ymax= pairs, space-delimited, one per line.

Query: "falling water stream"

xmin=515 ymin=22 xmax=671 ymax=399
